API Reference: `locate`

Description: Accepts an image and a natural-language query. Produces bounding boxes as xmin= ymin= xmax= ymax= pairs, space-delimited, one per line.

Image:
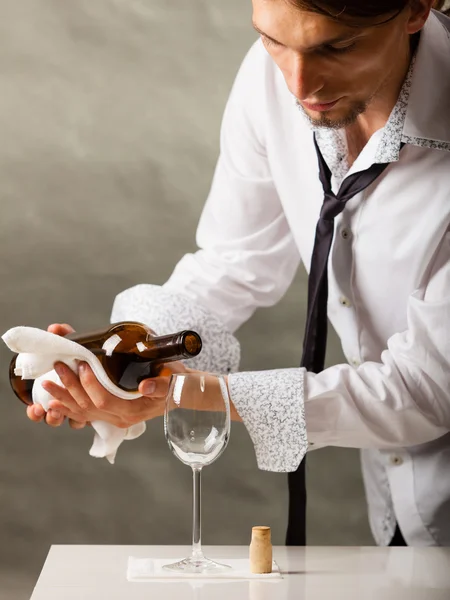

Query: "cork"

xmin=249 ymin=526 xmax=273 ymax=574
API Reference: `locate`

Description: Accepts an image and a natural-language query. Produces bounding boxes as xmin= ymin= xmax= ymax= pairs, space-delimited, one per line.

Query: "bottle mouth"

xmin=182 ymin=332 xmax=202 ymax=356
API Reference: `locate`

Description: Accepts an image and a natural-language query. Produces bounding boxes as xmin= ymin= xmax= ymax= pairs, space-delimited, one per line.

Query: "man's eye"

xmin=262 ymin=35 xmax=280 ymax=49
xmin=325 ymin=42 xmax=356 ymax=54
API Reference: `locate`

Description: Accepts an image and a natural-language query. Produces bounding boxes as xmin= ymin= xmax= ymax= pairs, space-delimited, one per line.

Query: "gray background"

xmin=0 ymin=1 xmax=374 ymax=598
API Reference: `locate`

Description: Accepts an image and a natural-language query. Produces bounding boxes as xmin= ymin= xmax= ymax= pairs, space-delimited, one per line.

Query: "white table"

xmin=30 ymin=545 xmax=450 ymax=599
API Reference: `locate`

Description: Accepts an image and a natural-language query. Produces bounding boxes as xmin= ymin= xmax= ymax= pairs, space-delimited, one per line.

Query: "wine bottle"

xmin=9 ymin=321 xmax=202 ymax=406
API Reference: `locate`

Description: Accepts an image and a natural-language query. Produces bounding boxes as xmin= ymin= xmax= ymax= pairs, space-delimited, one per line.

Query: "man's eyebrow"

xmin=252 ymin=21 xmax=361 ymax=49
xmin=252 ymin=22 xmax=285 ymax=45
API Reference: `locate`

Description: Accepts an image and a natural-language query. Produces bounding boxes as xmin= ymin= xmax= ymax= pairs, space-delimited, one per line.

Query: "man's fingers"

xmin=137 ymin=362 xmax=189 ymax=398
xmin=47 ymin=323 xmax=75 ymax=337
xmin=27 ymin=404 xmax=66 ymax=427
xmin=48 ymin=400 xmax=88 ymax=423
xmin=43 ymin=361 xmax=163 ymax=426
xmin=45 ymin=409 xmax=66 ymax=428
xmin=42 ymin=378 xmax=88 ymax=415
xmin=26 ymin=404 xmax=45 ymax=423
xmin=77 ymin=362 xmax=134 ymax=413
xmin=52 ymin=363 xmax=95 ymax=411
xmin=48 ymin=402 xmax=94 ymax=429
xmin=77 ymin=362 xmax=159 ymax=421
xmin=139 ymin=375 xmax=171 ymax=398
xmin=26 ymin=404 xmax=65 ymax=427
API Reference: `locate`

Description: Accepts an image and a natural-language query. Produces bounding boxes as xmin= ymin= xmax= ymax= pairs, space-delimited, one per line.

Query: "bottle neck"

xmin=65 ymin=325 xmax=202 ymax=361
xmin=134 ymin=331 xmax=202 ymax=361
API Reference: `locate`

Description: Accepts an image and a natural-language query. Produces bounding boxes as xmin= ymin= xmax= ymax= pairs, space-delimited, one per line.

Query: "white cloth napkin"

xmin=2 ymin=326 xmax=146 ymax=463
xmin=127 ymin=557 xmax=282 ymax=581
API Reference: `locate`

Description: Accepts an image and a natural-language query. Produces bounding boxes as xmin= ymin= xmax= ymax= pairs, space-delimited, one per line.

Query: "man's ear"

xmin=406 ymin=0 xmax=434 ymax=35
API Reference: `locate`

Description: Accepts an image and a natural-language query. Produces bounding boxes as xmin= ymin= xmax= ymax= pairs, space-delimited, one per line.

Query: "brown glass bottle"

xmin=9 ymin=321 xmax=202 ymax=406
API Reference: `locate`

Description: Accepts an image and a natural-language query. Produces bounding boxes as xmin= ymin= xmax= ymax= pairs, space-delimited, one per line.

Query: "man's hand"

xmin=25 ymin=323 xmax=240 ymax=428
xmin=42 ymin=361 xmax=187 ymax=429
xmin=47 ymin=364 xmax=243 ymax=426
xmin=25 ymin=321 xmax=189 ymax=429
xmin=25 ymin=323 xmax=89 ymax=429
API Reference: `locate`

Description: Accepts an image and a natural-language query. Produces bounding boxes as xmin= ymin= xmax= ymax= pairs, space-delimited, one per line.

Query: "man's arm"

xmin=304 ymin=229 xmax=450 ymax=448
xmin=111 ymin=41 xmax=301 ymax=372
xmin=229 ymin=230 xmax=450 ymax=471
xmin=27 ymin=43 xmax=303 ymax=454
xmin=44 ymin=230 xmax=449 ymax=472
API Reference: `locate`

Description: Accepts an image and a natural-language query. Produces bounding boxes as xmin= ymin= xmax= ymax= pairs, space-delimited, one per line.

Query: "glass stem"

xmin=191 ymin=467 xmax=204 ymax=560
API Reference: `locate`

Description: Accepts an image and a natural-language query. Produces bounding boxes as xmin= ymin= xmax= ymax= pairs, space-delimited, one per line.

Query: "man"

xmin=29 ymin=0 xmax=450 ymax=547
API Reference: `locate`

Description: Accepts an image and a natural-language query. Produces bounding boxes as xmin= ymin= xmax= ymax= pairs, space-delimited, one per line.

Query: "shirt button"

xmin=339 ymin=296 xmax=352 ymax=307
xmin=350 ymin=358 xmax=361 ymax=367
xmin=341 ymin=228 xmax=351 ymax=240
xmin=390 ymin=455 xmax=404 ymax=466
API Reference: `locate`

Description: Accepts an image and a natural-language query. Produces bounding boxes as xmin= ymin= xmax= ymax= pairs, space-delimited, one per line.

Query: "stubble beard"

xmin=295 ymin=98 xmax=369 ymax=129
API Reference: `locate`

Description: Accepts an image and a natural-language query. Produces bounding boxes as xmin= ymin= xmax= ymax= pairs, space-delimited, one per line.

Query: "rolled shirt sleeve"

xmin=228 ymin=369 xmax=307 ymax=472
xmin=111 ymin=284 xmax=240 ymax=375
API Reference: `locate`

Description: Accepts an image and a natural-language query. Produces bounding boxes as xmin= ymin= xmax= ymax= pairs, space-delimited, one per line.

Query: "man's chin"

xmin=296 ymin=99 xmax=367 ymax=130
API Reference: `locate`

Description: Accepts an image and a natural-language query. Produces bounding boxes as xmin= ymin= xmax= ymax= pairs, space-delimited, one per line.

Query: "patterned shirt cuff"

xmin=228 ymin=368 xmax=308 ymax=472
xmin=110 ymin=284 xmax=240 ymax=374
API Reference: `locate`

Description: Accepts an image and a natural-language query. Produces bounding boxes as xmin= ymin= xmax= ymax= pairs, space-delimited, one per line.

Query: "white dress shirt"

xmin=111 ymin=11 xmax=450 ymax=546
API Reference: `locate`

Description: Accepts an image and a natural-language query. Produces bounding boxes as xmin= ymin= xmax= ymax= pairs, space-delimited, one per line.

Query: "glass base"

xmin=162 ymin=555 xmax=231 ymax=574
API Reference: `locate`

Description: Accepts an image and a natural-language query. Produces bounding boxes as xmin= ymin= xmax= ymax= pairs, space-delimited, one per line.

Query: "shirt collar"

xmin=312 ymin=10 xmax=450 ymax=181
xmin=402 ymin=10 xmax=450 ymax=149
xmin=374 ymin=54 xmax=416 ymax=163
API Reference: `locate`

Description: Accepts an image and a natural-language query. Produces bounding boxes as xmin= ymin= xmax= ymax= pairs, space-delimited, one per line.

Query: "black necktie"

xmin=286 ymin=134 xmax=398 ymax=546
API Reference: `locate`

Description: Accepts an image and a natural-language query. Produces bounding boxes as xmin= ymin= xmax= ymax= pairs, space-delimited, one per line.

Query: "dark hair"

xmin=286 ymin=0 xmax=448 ymax=21
xmin=432 ymin=0 xmax=448 ymax=10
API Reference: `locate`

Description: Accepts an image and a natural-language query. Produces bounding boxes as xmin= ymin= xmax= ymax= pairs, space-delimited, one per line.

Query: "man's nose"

xmin=287 ymin=52 xmax=323 ymax=101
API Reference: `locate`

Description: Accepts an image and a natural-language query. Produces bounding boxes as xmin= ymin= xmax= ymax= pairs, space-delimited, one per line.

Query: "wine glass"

xmin=163 ymin=372 xmax=231 ymax=574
